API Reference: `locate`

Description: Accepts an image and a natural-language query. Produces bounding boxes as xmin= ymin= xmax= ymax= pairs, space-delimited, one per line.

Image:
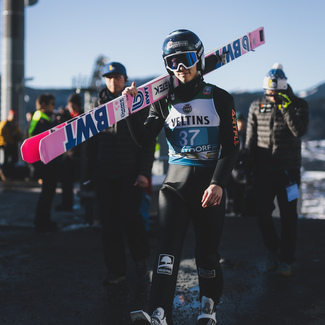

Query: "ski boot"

xmin=197 ymin=296 xmax=217 ymax=325
xmin=151 ymin=307 xmax=168 ymax=325
xmin=130 ymin=307 xmax=168 ymax=325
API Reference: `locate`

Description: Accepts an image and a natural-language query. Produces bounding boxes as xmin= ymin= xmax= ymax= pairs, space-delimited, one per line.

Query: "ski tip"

xmin=39 ymin=128 xmax=66 ymax=164
xmin=39 ymin=140 xmax=54 ymax=165
xmin=20 ymin=140 xmax=40 ymax=164
xmin=40 ymin=150 xmax=51 ymax=165
xmin=20 ymin=130 xmax=52 ymax=164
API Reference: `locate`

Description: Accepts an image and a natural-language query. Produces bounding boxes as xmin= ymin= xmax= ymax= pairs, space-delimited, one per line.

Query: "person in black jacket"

xmin=87 ymin=62 xmax=156 ymax=286
xmin=246 ymin=63 xmax=309 ymax=276
xmin=29 ymin=93 xmax=59 ymax=232
xmin=226 ymin=112 xmax=248 ymax=216
xmin=55 ymin=94 xmax=84 ymax=212
xmin=0 ymin=110 xmax=23 ymax=178
xmin=125 ymin=30 xmax=239 ymax=325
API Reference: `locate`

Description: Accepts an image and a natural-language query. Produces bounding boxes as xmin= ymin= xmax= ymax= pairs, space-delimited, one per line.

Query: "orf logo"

xmin=183 ymin=104 xmax=192 ymax=114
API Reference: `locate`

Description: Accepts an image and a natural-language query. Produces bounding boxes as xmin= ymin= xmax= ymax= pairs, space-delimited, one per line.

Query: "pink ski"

xmin=21 ymin=27 xmax=265 ymax=164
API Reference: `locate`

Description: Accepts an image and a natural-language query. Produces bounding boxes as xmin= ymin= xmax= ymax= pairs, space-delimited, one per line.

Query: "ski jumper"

xmin=127 ymin=77 xmax=239 ymax=324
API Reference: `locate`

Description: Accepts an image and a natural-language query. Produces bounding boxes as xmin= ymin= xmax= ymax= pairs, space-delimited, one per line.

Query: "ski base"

xmin=130 ymin=310 xmax=151 ymax=324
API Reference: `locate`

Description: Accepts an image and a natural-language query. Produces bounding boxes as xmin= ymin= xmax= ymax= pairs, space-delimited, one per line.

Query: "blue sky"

xmin=1 ymin=0 xmax=324 ymax=93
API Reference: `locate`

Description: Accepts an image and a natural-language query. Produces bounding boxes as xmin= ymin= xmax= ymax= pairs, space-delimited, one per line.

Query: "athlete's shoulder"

xmin=211 ymin=84 xmax=233 ymax=98
xmin=205 ymin=83 xmax=234 ymax=106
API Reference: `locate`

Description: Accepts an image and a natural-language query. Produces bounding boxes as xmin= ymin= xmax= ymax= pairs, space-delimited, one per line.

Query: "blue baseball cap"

xmin=102 ymin=62 xmax=127 ymax=77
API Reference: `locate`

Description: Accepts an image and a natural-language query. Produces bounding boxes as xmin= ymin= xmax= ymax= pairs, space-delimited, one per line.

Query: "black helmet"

xmin=162 ymin=29 xmax=205 ymax=74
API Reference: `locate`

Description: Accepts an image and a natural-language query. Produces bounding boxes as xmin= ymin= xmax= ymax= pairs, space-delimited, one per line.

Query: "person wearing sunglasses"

xmin=124 ymin=29 xmax=239 ymax=325
xmin=245 ymin=64 xmax=309 ymax=277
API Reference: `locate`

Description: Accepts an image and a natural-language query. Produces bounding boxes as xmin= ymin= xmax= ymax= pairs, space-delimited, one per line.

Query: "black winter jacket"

xmin=86 ymin=88 xmax=156 ymax=179
xmin=245 ymin=85 xmax=309 ymax=171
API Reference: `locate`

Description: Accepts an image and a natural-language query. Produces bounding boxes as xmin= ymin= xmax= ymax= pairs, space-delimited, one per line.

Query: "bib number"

xmin=179 ymin=129 xmax=200 ymax=146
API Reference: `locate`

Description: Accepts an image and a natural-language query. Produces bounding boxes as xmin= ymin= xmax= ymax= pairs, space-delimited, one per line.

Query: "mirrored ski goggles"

xmin=165 ymin=51 xmax=198 ymax=71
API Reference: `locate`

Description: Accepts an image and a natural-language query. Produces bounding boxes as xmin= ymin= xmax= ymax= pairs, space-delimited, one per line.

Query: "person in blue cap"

xmin=246 ymin=63 xmax=309 ymax=276
xmin=101 ymin=62 xmax=128 ymax=98
xmin=86 ymin=62 xmax=156 ymax=285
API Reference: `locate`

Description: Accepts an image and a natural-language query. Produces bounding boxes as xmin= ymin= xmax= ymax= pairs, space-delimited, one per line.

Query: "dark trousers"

xmin=149 ymin=165 xmax=225 ymax=324
xmin=253 ymin=168 xmax=300 ymax=264
xmin=1 ymin=144 xmax=18 ymax=177
xmin=226 ymin=175 xmax=246 ymax=214
xmin=95 ymin=174 xmax=150 ymax=276
xmin=58 ymin=155 xmax=75 ymax=209
xmin=34 ymin=161 xmax=58 ymax=227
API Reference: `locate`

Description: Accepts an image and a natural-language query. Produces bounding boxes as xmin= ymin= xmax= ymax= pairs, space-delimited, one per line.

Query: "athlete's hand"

xmin=122 ymin=82 xmax=138 ymax=97
xmin=134 ymin=174 xmax=149 ymax=188
xmin=201 ymin=184 xmax=223 ymax=208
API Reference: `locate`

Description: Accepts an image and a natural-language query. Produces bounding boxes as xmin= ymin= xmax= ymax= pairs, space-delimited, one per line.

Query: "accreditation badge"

xmin=286 ymin=183 xmax=300 ymax=202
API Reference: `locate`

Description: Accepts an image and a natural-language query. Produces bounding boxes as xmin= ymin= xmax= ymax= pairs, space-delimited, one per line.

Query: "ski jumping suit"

xmin=127 ymin=77 xmax=239 ymax=324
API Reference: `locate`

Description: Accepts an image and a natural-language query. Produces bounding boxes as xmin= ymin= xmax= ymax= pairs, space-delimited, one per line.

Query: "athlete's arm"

xmin=126 ymin=99 xmax=167 ymax=147
xmin=210 ymin=87 xmax=240 ymax=189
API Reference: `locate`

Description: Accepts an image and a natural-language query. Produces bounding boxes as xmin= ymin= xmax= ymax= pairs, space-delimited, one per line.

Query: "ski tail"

xmin=250 ymin=26 xmax=265 ymax=50
xmin=203 ymin=26 xmax=265 ymax=75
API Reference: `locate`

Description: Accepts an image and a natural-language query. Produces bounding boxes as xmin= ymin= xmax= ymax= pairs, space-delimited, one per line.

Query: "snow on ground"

xmin=173 ymin=258 xmax=200 ymax=324
xmin=300 ymin=171 xmax=325 ymax=219
xmin=300 ymin=140 xmax=325 ymax=220
xmin=302 ymin=140 xmax=325 ymax=161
